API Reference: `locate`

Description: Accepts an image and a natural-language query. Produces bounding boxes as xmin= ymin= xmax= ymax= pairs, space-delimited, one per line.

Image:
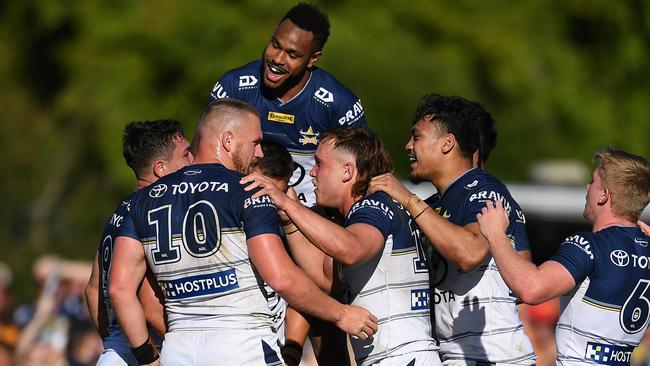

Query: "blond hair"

xmin=594 ymin=147 xmax=650 ymax=221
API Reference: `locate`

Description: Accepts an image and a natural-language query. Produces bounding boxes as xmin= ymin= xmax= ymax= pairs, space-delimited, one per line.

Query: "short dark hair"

xmin=122 ymin=119 xmax=184 ymax=178
xmin=414 ymin=94 xmax=497 ymax=163
xmin=321 ymin=127 xmax=393 ymax=198
xmin=282 ymin=3 xmax=330 ymax=51
xmin=251 ymin=140 xmax=294 ymax=184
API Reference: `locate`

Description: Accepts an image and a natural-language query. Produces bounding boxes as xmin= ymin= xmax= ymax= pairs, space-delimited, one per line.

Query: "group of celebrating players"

xmin=83 ymin=3 xmax=650 ymax=366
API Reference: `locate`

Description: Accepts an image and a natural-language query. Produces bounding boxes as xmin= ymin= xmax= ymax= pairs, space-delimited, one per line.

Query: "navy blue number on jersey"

xmin=148 ymin=201 xmax=221 ymax=264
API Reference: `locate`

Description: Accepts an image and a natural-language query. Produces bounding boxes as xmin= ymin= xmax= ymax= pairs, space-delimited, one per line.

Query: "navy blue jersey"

xmin=208 ymin=60 xmax=366 ymax=205
xmin=118 ymin=163 xmax=282 ymax=332
xmin=426 ymin=168 xmax=534 ymax=363
xmin=552 ymin=226 xmax=650 ymax=365
xmin=98 ymin=193 xmax=136 ymax=349
xmin=341 ymin=192 xmax=436 ymax=365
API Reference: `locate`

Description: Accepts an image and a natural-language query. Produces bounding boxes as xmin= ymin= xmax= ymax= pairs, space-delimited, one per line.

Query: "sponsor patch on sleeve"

xmin=585 ymin=342 xmax=634 ymax=366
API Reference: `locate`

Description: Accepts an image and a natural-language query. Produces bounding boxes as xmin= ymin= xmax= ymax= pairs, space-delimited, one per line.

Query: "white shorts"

xmin=160 ymin=330 xmax=283 ymax=366
xmin=372 ymin=351 xmax=441 ymax=366
xmin=96 ymin=347 xmax=137 ymax=366
xmin=443 ymin=361 xmax=529 ymax=366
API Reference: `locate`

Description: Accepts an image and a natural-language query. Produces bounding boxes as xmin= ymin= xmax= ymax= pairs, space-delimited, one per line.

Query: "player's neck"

xmin=341 ymin=192 xmax=363 ymax=217
xmin=136 ymin=176 xmax=156 ymax=190
xmin=275 ymin=70 xmax=312 ymax=103
xmin=592 ymin=210 xmax=636 ymax=232
xmin=432 ymin=158 xmax=474 ymax=195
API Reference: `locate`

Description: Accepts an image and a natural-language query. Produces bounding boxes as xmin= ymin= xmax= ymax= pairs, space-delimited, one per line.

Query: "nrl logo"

xmin=299 ymin=126 xmax=320 ymax=145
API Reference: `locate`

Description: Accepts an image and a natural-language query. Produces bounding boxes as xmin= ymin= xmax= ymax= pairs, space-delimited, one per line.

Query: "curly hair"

xmin=282 ymin=3 xmax=330 ymax=51
xmin=320 ymin=127 xmax=393 ymax=197
xmin=122 ymin=119 xmax=185 ymax=178
xmin=414 ymin=93 xmax=497 ymax=164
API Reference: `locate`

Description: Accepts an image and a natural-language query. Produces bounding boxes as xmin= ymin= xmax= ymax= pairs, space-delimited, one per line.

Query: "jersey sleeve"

xmin=239 ymin=189 xmax=282 ymax=239
xmin=345 ymin=195 xmax=393 ymax=240
xmin=550 ymin=232 xmax=596 ymax=283
xmin=329 ymin=87 xmax=367 ymax=128
xmin=207 ymin=70 xmax=237 ymax=103
xmin=115 ymin=199 xmax=140 ymax=241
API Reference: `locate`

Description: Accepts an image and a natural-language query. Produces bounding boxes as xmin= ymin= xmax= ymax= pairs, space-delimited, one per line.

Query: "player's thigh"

xmin=96 ymin=347 xmax=137 ymax=366
xmin=376 ymin=351 xmax=442 ymax=366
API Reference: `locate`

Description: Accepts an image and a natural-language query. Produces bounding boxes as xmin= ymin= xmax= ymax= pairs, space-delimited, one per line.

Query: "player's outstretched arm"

xmin=369 ymin=173 xmax=490 ymax=271
xmin=84 ymin=252 xmax=108 ymax=339
xmin=477 ymin=201 xmax=575 ymax=305
xmin=248 ymin=233 xmax=378 ymax=339
xmin=110 ymin=236 xmax=160 ymax=364
xmin=243 ymin=172 xmax=385 ymax=266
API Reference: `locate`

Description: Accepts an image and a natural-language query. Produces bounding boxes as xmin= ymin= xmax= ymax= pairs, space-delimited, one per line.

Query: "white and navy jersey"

xmin=98 ymin=193 xmax=137 ymax=356
xmin=426 ymin=168 xmax=534 ymax=364
xmin=551 ymin=226 xmax=650 ymax=365
xmin=208 ymin=60 xmax=367 ymax=206
xmin=118 ymin=163 xmax=283 ymax=334
xmin=342 ymin=192 xmax=437 ymax=366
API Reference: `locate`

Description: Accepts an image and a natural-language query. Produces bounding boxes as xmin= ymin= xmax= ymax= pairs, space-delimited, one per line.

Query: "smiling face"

xmin=262 ymin=19 xmax=321 ymax=100
xmin=406 ymin=117 xmax=446 ymax=183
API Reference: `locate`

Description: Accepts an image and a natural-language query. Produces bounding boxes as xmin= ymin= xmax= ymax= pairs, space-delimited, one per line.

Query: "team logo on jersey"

xmin=299 ymin=126 xmax=320 ymax=145
xmin=183 ymin=169 xmax=202 ymax=176
xmin=149 ymin=184 xmax=168 ymax=198
xmin=211 ymin=82 xmax=228 ymax=99
xmin=585 ymin=342 xmax=633 ymax=365
xmin=238 ymin=75 xmax=258 ymax=88
xmin=411 ymin=289 xmax=429 ymax=310
xmin=337 ymin=99 xmax=364 ymax=126
xmin=267 ymin=111 xmax=295 ymax=124
xmin=610 ymin=250 xmax=630 ymax=267
xmin=434 ymin=207 xmax=451 ymax=220
xmin=314 ymin=87 xmax=334 ymax=103
xmin=465 ymin=180 xmax=479 ymax=189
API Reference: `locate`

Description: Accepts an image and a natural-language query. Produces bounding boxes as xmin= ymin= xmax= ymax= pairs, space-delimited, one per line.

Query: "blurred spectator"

xmin=0 ymin=262 xmax=17 ymax=366
xmin=13 ymin=255 xmax=99 ymax=366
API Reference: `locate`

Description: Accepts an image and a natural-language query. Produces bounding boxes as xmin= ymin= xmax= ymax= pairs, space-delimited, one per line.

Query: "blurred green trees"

xmin=0 ymin=0 xmax=647 ymax=300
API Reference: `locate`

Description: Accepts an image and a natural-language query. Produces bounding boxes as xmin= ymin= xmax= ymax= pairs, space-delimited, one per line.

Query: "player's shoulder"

xmin=559 ymin=231 xmax=597 ymax=259
xmin=349 ymin=192 xmax=396 ymax=218
xmin=310 ymin=67 xmax=359 ymax=100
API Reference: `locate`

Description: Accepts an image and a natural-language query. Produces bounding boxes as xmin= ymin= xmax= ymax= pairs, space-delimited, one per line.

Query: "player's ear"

xmin=307 ymin=50 xmax=322 ymax=68
xmin=342 ymin=161 xmax=355 ymax=183
xmin=598 ymin=186 xmax=610 ymax=206
xmin=441 ymin=133 xmax=456 ymax=154
xmin=222 ymin=130 xmax=234 ymax=153
xmin=153 ymin=159 xmax=166 ymax=178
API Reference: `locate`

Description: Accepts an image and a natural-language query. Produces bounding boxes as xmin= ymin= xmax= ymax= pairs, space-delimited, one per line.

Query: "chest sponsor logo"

xmin=585 ymin=342 xmax=633 ymax=366
xmin=238 ymin=75 xmax=258 ymax=88
xmin=338 ymin=99 xmax=364 ymax=126
xmin=299 ymin=126 xmax=319 ymax=145
xmin=609 ymin=249 xmax=650 ymax=268
xmin=611 ymin=250 xmax=630 ymax=267
xmin=149 ymin=184 xmax=168 ymax=198
xmin=158 ymin=269 xmax=239 ymax=300
xmin=267 ymin=111 xmax=295 ymax=124
xmin=314 ymin=87 xmax=334 ymax=103
xmin=411 ymin=289 xmax=429 ymax=310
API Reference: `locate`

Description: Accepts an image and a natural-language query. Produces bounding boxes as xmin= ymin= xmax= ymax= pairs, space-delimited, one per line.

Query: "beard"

xmin=408 ymin=171 xmax=425 ymax=185
xmin=231 ymin=144 xmax=251 ymax=174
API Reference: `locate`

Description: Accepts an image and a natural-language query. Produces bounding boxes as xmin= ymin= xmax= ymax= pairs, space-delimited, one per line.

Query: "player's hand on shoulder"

xmin=368 ymin=173 xmax=411 ymax=205
xmin=476 ymin=200 xmax=510 ymax=242
xmin=336 ymin=305 xmax=378 ymax=340
xmin=240 ymin=172 xmax=290 ymax=209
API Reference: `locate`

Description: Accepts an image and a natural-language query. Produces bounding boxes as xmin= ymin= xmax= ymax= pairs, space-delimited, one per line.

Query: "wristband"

xmin=283 ymin=222 xmax=298 ymax=235
xmin=281 ymin=340 xmax=303 ymax=366
xmin=131 ymin=337 xmax=159 ymax=365
xmin=413 ymin=205 xmax=431 ymax=220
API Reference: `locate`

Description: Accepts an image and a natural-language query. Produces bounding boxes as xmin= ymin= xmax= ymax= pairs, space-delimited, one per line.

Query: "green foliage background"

xmin=0 ymin=0 xmax=648 ymax=301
